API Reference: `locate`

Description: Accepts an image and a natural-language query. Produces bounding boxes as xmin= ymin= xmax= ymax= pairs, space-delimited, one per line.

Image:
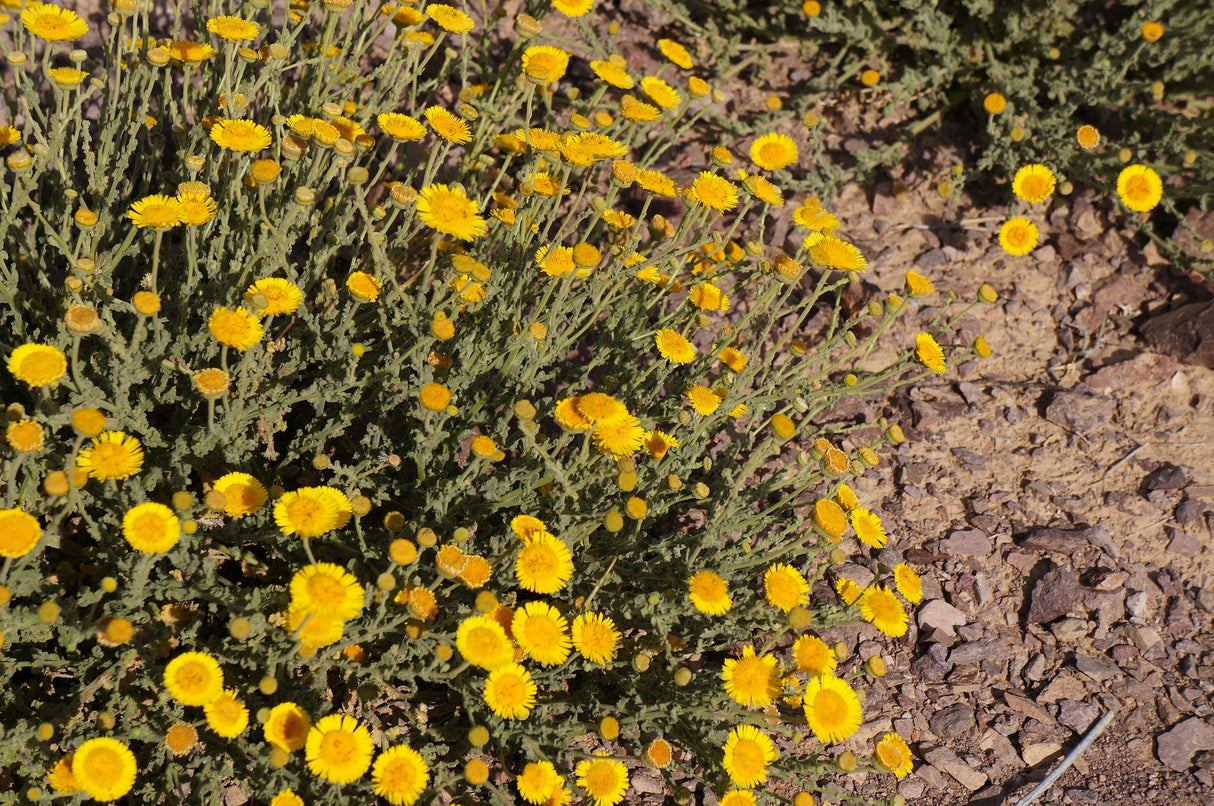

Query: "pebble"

xmin=917 ymin=599 xmax=968 ymax=638
xmin=1058 ymin=700 xmax=1100 ymax=734
xmin=1051 ymin=617 xmax=1090 ymax=643
xmin=923 ymin=746 xmax=988 ymax=791
xmin=1003 ymin=691 xmax=1056 ymax=725
xmin=944 ymin=529 xmax=992 ymax=557
xmin=1156 ymin=717 xmax=1214 ymax=772
xmin=1022 ymin=741 xmax=1063 ymax=767
xmin=1075 ymin=653 xmax=1121 ymax=683
xmin=1028 ymin=565 xmax=1080 ymax=624
xmin=929 ymin=703 xmax=976 ymax=739
xmin=1126 ymin=590 xmax=1151 ymax=621
xmin=1143 ymin=464 xmax=1188 ymax=491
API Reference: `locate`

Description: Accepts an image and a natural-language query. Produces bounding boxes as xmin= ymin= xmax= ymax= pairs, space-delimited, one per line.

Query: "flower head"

xmin=456 ymin=614 xmax=514 ymax=670
xmin=808 ymin=236 xmax=867 ymax=272
xmin=721 ymin=725 xmax=777 ymax=788
xmin=722 ymin=646 xmax=781 ymax=709
xmin=483 ymin=662 xmax=537 ymax=719
xmin=0 ymin=508 xmax=41 ymax=558
xmin=576 ymin=756 xmax=629 ymax=806
xmin=515 ymin=532 xmax=574 ymax=593
xmin=264 ymin=703 xmax=312 ymax=753
xmin=1116 ymin=164 xmax=1163 ymax=213
xmin=122 ymin=502 xmax=181 ymax=554
xmin=763 ymin=563 xmax=809 ymax=612
xmin=572 ymin=612 xmax=620 ymax=664
xmin=208 ymin=306 xmax=264 ymax=351
xmin=1012 ymin=164 xmax=1056 ymax=204
xmin=71 ymin=738 xmax=136 ymax=802
xmin=688 ymin=570 xmax=731 ymax=614
xmin=417 ymin=184 xmax=486 ymax=241
xmin=803 ymin=674 xmax=863 ymax=744
xmin=378 ymin=112 xmax=427 ymax=141
xmin=513 ymin=601 xmax=571 ymax=666
xmin=77 ymin=432 xmax=143 ymax=481
xmin=210 ymin=119 xmax=272 ymax=152
xmin=372 ymin=745 xmax=429 ymax=806
xmin=306 ymin=714 xmax=374 ymax=784
xmin=686 ymin=172 xmax=738 ymax=213
xmin=6 ymin=419 xmax=44 ymax=453
xmin=246 ymin=278 xmax=303 ymax=316
xmin=522 ymin=45 xmax=570 ymax=84
xmin=592 ymin=415 xmax=644 ymax=457
xmin=640 ymin=76 xmax=682 ymax=109
xmin=274 ymin=487 xmax=352 ymax=538
xmin=207 ymin=15 xmax=260 ymax=41
xmin=8 ymin=343 xmax=67 ymax=387
xmin=850 ymin=507 xmax=888 ymax=548
xmin=658 ymin=38 xmax=693 ymax=69
xmin=291 ymin=563 xmax=365 ymax=621
xmin=22 ymin=3 xmax=88 ymax=42
xmin=751 ymin=133 xmax=798 ymax=171
xmin=553 ymin=0 xmax=594 ymax=17
xmin=998 ymin=217 xmax=1039 ymax=256
xmin=127 ymin=194 xmax=183 ymax=229
xmin=347 ymin=271 xmax=382 ymax=302
xmin=875 ymin=733 xmax=914 ymax=778
xmin=425 ymin=4 xmax=474 ymax=33
xmin=205 ymin=689 xmax=250 ymax=738
xmin=893 ymin=563 xmax=923 ymax=603
xmin=518 ymin=760 xmax=563 ymax=804
xmin=857 ymin=585 xmax=908 ymax=637
xmin=792 ymin=634 xmax=836 ymax=677
xmin=164 ymin=651 xmax=224 ymax=706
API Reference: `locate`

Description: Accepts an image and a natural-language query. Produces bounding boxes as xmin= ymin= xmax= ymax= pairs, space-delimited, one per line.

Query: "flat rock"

xmin=949 ymin=638 xmax=1011 ymax=665
xmin=1022 ymin=741 xmax=1063 ymax=767
xmin=1018 ymin=526 xmax=1090 ymax=554
xmin=1144 ymin=464 xmax=1188 ymax=491
xmin=1141 ymin=301 xmax=1214 ymax=369
xmin=918 ymin=599 xmax=967 ymax=638
xmin=944 ymin=529 xmax=991 ymax=557
xmin=914 ymin=763 xmax=950 ymax=792
xmin=1028 ymin=565 xmax=1080 ymax=624
xmin=1075 ymin=653 xmax=1122 ymax=683
xmin=1043 ymin=389 xmax=1115 ymax=433
xmin=1157 ymin=717 xmax=1214 ymax=771
xmin=1004 ymin=691 xmax=1056 ymax=726
xmin=1039 ymin=674 xmax=1088 ymax=705
xmin=929 ymin=703 xmax=976 ymax=740
xmin=923 ymin=746 xmax=988 ymax=791
xmin=1168 ymin=531 xmax=1203 ymax=557
xmin=1059 ymin=700 xmax=1100 ymax=734
xmin=1082 ymin=352 xmax=1179 ymax=393
xmin=1050 ymin=617 xmax=1089 ymax=643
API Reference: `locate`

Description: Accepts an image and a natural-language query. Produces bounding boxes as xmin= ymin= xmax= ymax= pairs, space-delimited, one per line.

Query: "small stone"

xmin=929 ymin=703 xmax=976 ymax=740
xmin=898 ymin=779 xmax=925 ymax=799
xmin=918 ymin=599 xmax=968 ymax=638
xmin=950 ymin=638 xmax=1011 ymax=665
xmin=1051 ymin=617 xmax=1089 ymax=643
xmin=1023 ymin=653 xmax=1047 ymax=682
xmin=1004 ymin=691 xmax=1056 ymax=726
xmin=915 ymin=764 xmax=950 ymax=792
xmin=1043 ymin=390 xmax=1114 ymax=434
xmin=923 ymin=747 xmax=988 ymax=791
xmin=1075 ymin=653 xmax=1121 ymax=683
xmin=1090 ymin=569 xmax=1130 ymax=592
xmin=1058 ymin=700 xmax=1100 ymax=734
xmin=1028 ymin=566 xmax=1080 ymax=625
xmin=1111 ymin=644 xmax=1140 ymax=665
xmin=1167 ymin=531 xmax=1203 ymax=557
xmin=1064 ymin=788 xmax=1102 ymax=805
xmin=1039 ymin=675 xmax=1087 ymax=704
xmin=1157 ymin=718 xmax=1214 ymax=772
xmin=1197 ymin=588 xmax=1214 ymax=615
xmin=1144 ymin=464 xmax=1188 ymax=491
xmin=1018 ymin=527 xmax=1089 ymax=554
xmin=1126 ymin=590 xmax=1151 ymax=621
xmin=1021 ymin=742 xmax=1063 ymax=767
xmin=1176 ymin=498 xmax=1209 ymax=525
xmin=944 ymin=529 xmax=992 ymax=557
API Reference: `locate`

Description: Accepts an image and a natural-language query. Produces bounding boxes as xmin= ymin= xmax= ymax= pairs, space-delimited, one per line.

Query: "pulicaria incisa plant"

xmin=0 ymin=2 xmax=993 ymax=805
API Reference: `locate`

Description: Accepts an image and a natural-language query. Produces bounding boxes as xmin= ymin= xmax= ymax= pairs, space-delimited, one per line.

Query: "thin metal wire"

xmin=1013 ymin=710 xmax=1116 ymax=806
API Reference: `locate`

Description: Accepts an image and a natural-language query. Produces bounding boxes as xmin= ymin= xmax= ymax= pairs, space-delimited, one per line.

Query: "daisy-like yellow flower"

xmin=792 ymin=634 xmax=836 ymax=677
xmin=127 ymin=194 xmax=183 ymax=229
xmin=592 ymin=414 xmax=644 ymax=456
xmin=763 ymin=563 xmax=809 ymax=612
xmin=808 ymin=235 xmax=867 ymax=272
xmin=177 ymin=191 xmax=217 ymax=226
xmin=1012 ymin=164 xmax=1056 ymax=204
xmin=274 ymin=486 xmax=352 ymax=538
xmin=836 ymin=577 xmax=862 ymax=605
xmin=893 ymin=563 xmax=923 ymax=603
xmin=246 ymin=277 xmax=303 ymax=316
xmin=688 ymin=570 xmax=731 ymax=615
xmin=1076 ymin=124 xmax=1100 ymax=150
xmin=122 ymin=502 xmax=181 ymax=554
xmin=6 ymin=419 xmax=44 ymax=453
xmin=857 ymin=585 xmax=908 ymax=637
xmin=1116 ymin=164 xmax=1163 ymax=213
xmin=637 ymin=169 xmax=679 ymax=197
xmin=575 ymin=392 xmax=628 ymax=424
xmin=347 ymin=271 xmax=382 ymax=302
xmin=210 ymin=118 xmax=272 ymax=152
xmin=983 ymin=92 xmax=1007 ymax=114
xmin=689 ymin=282 xmax=730 ymax=311
xmin=590 ymin=59 xmax=634 ymax=89
xmin=655 ymin=329 xmax=696 ymax=364
xmin=521 ymin=45 xmax=570 ymax=84
xmin=536 ymin=245 xmax=581 ymax=278
xmin=264 ymin=703 xmax=312 ymax=753
xmin=8 ymin=343 xmax=67 ymax=387
xmin=722 ymin=646 xmax=781 ymax=708
xmin=47 ymin=755 xmax=78 ymax=794
xmin=164 ymin=650 xmax=224 ymax=706
xmin=515 ymin=531 xmax=574 ymax=593
xmin=998 ymin=217 xmax=1039 ymax=256
xmin=0 ymin=125 xmax=21 ymax=146
xmin=518 ymin=760 xmax=562 ymax=805
xmin=0 ymin=507 xmax=42 ymax=558
xmin=803 ymin=674 xmax=863 ymax=744
xmin=269 ymin=791 xmax=303 ymax=806
xmin=721 ymin=725 xmax=777 ymax=788
xmin=640 ymin=76 xmax=682 ymax=109
xmin=208 ymin=306 xmax=264 ymax=351
xmin=577 ymin=756 xmax=629 ymax=806
xmin=205 ymin=689 xmax=250 ymax=738
xmin=456 ymin=614 xmax=514 ymax=670
xmin=686 ymin=172 xmax=738 ymax=213
xmin=417 ymin=184 xmax=487 ymax=241
xmin=47 ymin=67 xmax=87 ymax=89
xmin=572 ymin=612 xmax=620 ymax=664
xmin=291 ymin=563 xmax=366 ymax=621
xmin=850 ymin=507 xmax=888 ymax=548
xmin=77 ymin=432 xmax=143 ymax=481
xmin=513 ymin=601 xmax=572 ymax=666
xmin=425 ymin=3 xmax=474 ymax=33
xmin=372 ymin=745 xmax=429 ymax=806
xmin=658 ymin=38 xmax=693 ymax=69
xmin=71 ymin=738 xmax=136 ymax=802
xmin=745 ymin=174 xmax=784 ymax=206
xmin=874 ymin=732 xmax=914 ymax=778
xmin=793 ymin=199 xmax=839 ymax=231
xmin=685 ymin=385 xmax=722 ymax=416
xmin=553 ymin=0 xmax=594 ymax=17
xmin=483 ymin=662 xmax=537 ymax=719
xmin=750 ymin=132 xmax=798 ymax=171
xmin=641 ymin=430 xmax=678 ymax=460
xmin=169 ymin=40 xmax=218 ymax=63
xmin=211 ymin=472 xmax=267 ymax=517
xmin=915 ymin=333 xmax=946 ymax=375
xmin=207 ymin=15 xmax=260 ymax=42
xmin=306 ymin=714 xmax=374 ymax=785
xmin=425 ymin=106 xmax=471 ymax=144
xmin=21 ymin=3 xmax=88 ymax=42
xmin=378 ymin=112 xmax=427 ymax=141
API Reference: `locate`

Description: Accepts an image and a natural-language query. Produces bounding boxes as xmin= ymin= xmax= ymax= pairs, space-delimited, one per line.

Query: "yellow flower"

xmin=792 ymin=634 xmax=836 ymax=677
xmin=274 ymin=486 xmax=352 ymax=538
xmin=722 ymin=646 xmax=781 ymax=708
xmin=164 ymin=650 xmax=225 ymax=706
xmin=750 ymin=133 xmax=798 ymax=171
xmin=207 ymin=15 xmax=260 ymax=42
xmin=71 ymin=738 xmax=136 ymax=802
xmin=836 ymin=578 xmax=861 ymax=605
xmin=122 ymin=502 xmax=181 ymax=554
xmin=688 ymin=570 xmax=731 ymax=614
xmin=378 ymin=112 xmax=426 ymax=141
xmin=518 ymin=760 xmax=562 ymax=805
xmin=686 ymin=171 xmax=738 ymax=213
xmin=291 ymin=563 xmax=365 ymax=621
xmin=808 ymin=236 xmax=867 ymax=272
xmin=513 ymin=601 xmax=571 ymax=666
xmin=270 ymin=792 xmax=303 ymax=806
xmin=246 ymin=278 xmax=303 ymax=316
xmin=813 ymin=498 xmax=848 ymax=541
xmin=420 ymin=382 xmax=452 ymax=411
xmin=998 ymin=217 xmax=1038 ymax=256
xmin=655 ymin=329 xmax=696 ymax=363
xmin=372 ymin=745 xmax=430 ymax=806
xmin=721 ymin=725 xmax=777 ymax=788
xmin=1012 ymin=164 xmax=1056 ymax=203
xmin=347 ymin=271 xmax=382 ymax=302
xmin=640 ymin=76 xmax=682 ymax=109
xmin=641 ymin=430 xmax=678 ymax=460
xmin=264 ymin=703 xmax=312 ymax=753
xmin=763 ymin=564 xmax=809 ymax=612
xmin=0 ymin=507 xmax=41 ymax=558
xmin=305 ymin=714 xmax=374 ymax=784
xmin=77 ymin=432 xmax=143 ymax=481
xmin=177 ymin=191 xmax=217 ymax=225
xmin=1076 ymin=125 xmax=1100 ymax=150
xmin=590 ymin=59 xmax=634 ymax=89
xmin=893 ymin=563 xmax=923 ymax=603
xmin=857 ymin=585 xmax=908 ymax=637
xmin=803 ymin=674 xmax=862 ymax=744
xmin=208 ymin=306 xmax=264 ymax=351
xmin=169 ymin=40 xmax=217 ymax=63
xmin=915 ymin=333 xmax=946 ymax=375
xmin=47 ymin=755 xmax=78 ymax=793
xmin=1116 ymin=164 xmax=1163 ymax=213
xmin=47 ymin=67 xmax=88 ymax=88
xmin=850 ymin=507 xmax=888 ymax=548
xmin=592 ymin=414 xmax=644 ymax=456
xmin=425 ymin=3 xmax=474 ymax=33
xmin=7 ymin=343 xmax=66 ymax=387
xmin=515 ymin=531 xmax=574 ymax=594
xmin=21 ymin=3 xmax=88 ymax=42
xmin=983 ymin=92 xmax=1006 ymax=114
xmin=572 ymin=612 xmax=620 ymax=664
xmin=658 ymin=38 xmax=693 ymax=69
xmin=621 ymin=93 xmax=662 ymax=122
xmin=0 ymin=125 xmax=21 ymax=146
xmin=417 ymin=183 xmax=486 ymax=241
xmin=576 ymin=756 xmax=629 ymax=806
xmin=875 ymin=732 xmax=914 ymax=778
xmin=521 ymin=45 xmax=570 ymax=84
xmin=210 ymin=119 xmax=272 ymax=152
xmin=205 ymin=689 xmax=250 ymax=738
xmin=127 ymin=194 xmax=183 ymax=229
xmin=553 ymin=0 xmax=594 ymax=17
xmin=483 ymin=662 xmax=537 ymax=719
xmin=6 ymin=419 xmax=44 ymax=453
xmin=456 ymin=614 xmax=514 ymax=670
xmin=860 ymin=69 xmax=880 ymax=86
xmin=1141 ymin=21 xmax=1163 ymax=41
